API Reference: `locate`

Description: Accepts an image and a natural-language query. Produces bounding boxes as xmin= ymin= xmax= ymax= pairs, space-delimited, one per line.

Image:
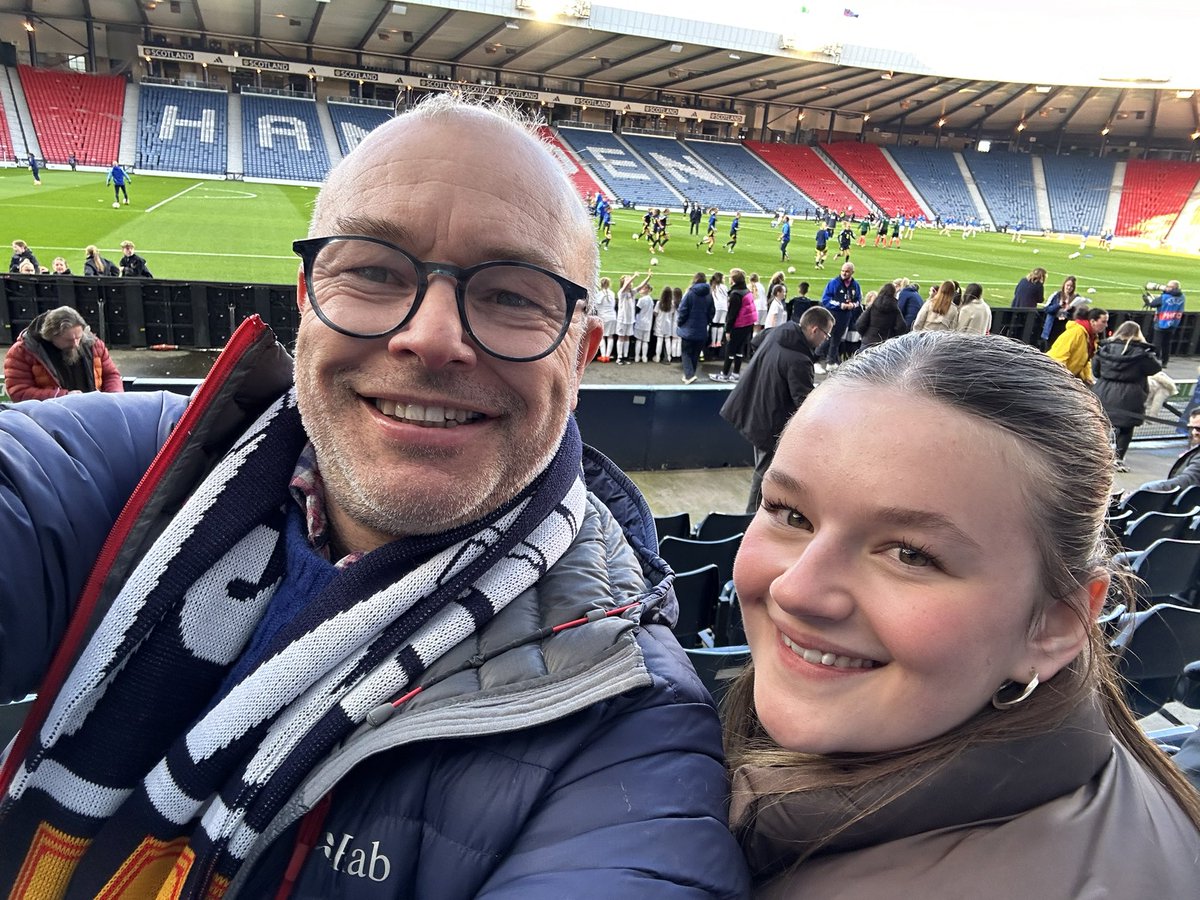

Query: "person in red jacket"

xmin=3 ymin=306 xmax=123 ymax=400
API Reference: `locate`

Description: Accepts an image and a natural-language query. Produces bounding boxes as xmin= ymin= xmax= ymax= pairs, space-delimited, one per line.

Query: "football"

xmin=649 ymin=257 xmax=658 ymax=266
xmin=787 ymin=266 xmax=796 ymax=273
xmin=1032 ymin=249 xmax=1039 ymax=254
xmin=113 ymin=201 xmax=120 ymax=208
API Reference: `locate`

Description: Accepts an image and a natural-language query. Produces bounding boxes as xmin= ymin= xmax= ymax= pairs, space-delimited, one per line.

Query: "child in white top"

xmin=750 ymin=273 xmax=768 ymax=334
xmin=616 ymin=272 xmax=650 ymax=365
xmin=710 ymin=273 xmax=728 ymax=347
xmin=595 ymin=276 xmax=617 ymax=361
xmin=763 ymin=284 xmax=788 ymax=330
xmin=634 ymin=284 xmax=655 ymax=363
xmin=653 ymin=287 xmax=675 ymax=362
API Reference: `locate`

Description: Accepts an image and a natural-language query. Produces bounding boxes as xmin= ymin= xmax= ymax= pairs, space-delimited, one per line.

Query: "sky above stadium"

xmin=600 ymin=0 xmax=1200 ymax=88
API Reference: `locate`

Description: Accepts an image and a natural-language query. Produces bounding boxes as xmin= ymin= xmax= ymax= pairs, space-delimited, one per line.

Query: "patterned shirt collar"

xmin=289 ymin=441 xmax=363 ymax=569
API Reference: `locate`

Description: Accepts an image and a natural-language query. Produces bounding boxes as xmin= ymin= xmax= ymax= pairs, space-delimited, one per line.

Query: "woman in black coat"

xmin=1093 ymin=320 xmax=1162 ymax=471
xmin=853 ymin=282 xmax=909 ymax=349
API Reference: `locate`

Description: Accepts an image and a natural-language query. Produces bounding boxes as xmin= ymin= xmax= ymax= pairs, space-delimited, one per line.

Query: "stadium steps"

xmin=1114 ymin=159 xmax=1200 ymax=240
xmin=878 ymin=148 xmax=934 ymax=219
xmin=820 ymin=142 xmax=924 ymax=219
xmin=1103 ymin=162 xmax=1125 ymax=233
xmin=539 ymin=126 xmax=605 ymax=201
xmin=19 ymin=66 xmax=123 ymax=166
xmin=0 ymin=69 xmax=16 ymax=161
xmin=226 ymin=92 xmax=244 ymax=175
xmin=811 ymin=145 xmax=879 ymax=217
xmin=886 ymin=146 xmax=976 ymax=223
xmin=119 ymin=81 xmax=139 ymax=165
xmin=1030 ymin=157 xmax=1054 ymax=230
xmin=953 ymin=153 xmax=998 ymax=229
xmin=2 ymin=66 xmax=39 ymax=161
xmin=742 ymin=141 xmax=859 ymax=214
xmin=1165 ymin=179 xmax=1200 ymax=250
xmin=315 ymin=100 xmax=343 ymax=164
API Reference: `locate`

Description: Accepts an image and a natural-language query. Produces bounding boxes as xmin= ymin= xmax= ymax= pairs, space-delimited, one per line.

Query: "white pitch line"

xmin=146 ymin=181 xmax=204 ymax=213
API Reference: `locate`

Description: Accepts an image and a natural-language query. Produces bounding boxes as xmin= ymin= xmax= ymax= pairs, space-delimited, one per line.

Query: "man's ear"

xmin=296 ymin=267 xmax=309 ymax=313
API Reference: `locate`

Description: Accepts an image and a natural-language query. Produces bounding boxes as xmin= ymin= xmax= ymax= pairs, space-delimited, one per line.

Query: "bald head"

xmin=311 ymin=96 xmax=597 ymax=296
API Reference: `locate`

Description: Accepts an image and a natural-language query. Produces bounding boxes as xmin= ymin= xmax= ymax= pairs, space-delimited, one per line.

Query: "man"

xmin=118 ymin=240 xmax=154 ymax=278
xmin=817 ymin=261 xmax=863 ymax=374
xmin=779 ymin=214 xmax=791 ymax=261
xmin=689 ymin=202 xmax=703 ymax=235
xmin=1047 ymin=306 xmax=1108 ymax=383
xmin=107 ymin=161 xmax=132 ymax=205
xmin=3 ymin=305 xmax=123 ymax=401
xmin=28 ymin=154 xmax=40 ymax=185
xmin=1145 ymin=280 xmax=1185 ymax=367
xmin=0 ymin=98 xmax=748 ymax=899
xmin=720 ymin=305 xmax=835 ymax=512
xmin=68 ymin=150 xmax=77 ymax=171
xmin=1138 ymin=408 xmax=1200 ymax=492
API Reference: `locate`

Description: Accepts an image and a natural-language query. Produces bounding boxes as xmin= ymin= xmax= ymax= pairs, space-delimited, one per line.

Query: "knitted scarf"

xmin=1 ymin=389 xmax=587 ymax=899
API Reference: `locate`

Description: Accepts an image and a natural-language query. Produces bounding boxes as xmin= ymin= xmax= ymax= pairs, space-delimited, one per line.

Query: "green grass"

xmin=600 ymin=211 xmax=1200 ymax=311
xmin=4 ymin=167 xmax=1199 ymax=309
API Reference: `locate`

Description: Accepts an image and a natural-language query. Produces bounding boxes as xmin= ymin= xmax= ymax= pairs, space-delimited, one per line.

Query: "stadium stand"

xmin=1041 ymin=155 xmax=1114 ymax=235
xmin=743 ymin=141 xmax=859 ymax=214
xmin=326 ymin=100 xmax=392 ymax=156
xmin=240 ymin=92 xmax=330 ymax=182
xmin=963 ymin=151 xmax=1042 ymax=230
xmin=682 ymin=139 xmax=816 ymax=213
xmin=0 ymin=95 xmax=11 ymax=162
xmin=821 ymin=142 xmax=923 ymax=218
xmin=1115 ymin=159 xmax=1200 ymax=239
xmin=621 ymin=134 xmax=759 ymax=211
xmin=556 ymin=126 xmax=680 ymax=207
xmin=536 ymin=126 xmax=605 ymax=201
xmin=885 ymin=147 xmax=976 ymax=222
xmin=19 ymin=66 xmax=123 ymax=165
xmin=136 ymin=83 xmax=228 ymax=175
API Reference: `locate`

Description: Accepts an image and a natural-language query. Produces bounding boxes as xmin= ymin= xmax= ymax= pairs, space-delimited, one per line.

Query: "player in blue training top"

xmin=724 ymin=212 xmax=741 ymax=253
xmin=779 ymin=215 xmax=792 ymax=262
xmin=813 ymin=222 xmax=828 ymax=269
xmin=107 ymin=162 xmax=132 ymax=206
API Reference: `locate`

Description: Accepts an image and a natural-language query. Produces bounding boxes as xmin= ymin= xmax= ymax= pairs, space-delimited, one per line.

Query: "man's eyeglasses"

xmin=292 ymin=235 xmax=589 ymax=362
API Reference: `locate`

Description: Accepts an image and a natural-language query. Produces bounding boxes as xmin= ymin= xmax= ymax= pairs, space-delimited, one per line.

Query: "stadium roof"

xmin=7 ymin=0 xmax=1200 ymax=147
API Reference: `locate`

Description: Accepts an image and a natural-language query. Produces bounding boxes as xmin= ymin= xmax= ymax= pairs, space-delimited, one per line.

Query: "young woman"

xmin=852 ymin=282 xmax=908 ymax=348
xmin=1093 ymin=321 xmax=1162 ymax=471
xmin=726 ymin=331 xmax=1200 ymax=897
xmin=1041 ymin=275 xmax=1079 ymax=349
xmin=912 ymin=280 xmax=960 ymax=332
xmin=954 ymin=282 xmax=992 ymax=335
xmin=713 ymin=269 xmax=757 ymax=382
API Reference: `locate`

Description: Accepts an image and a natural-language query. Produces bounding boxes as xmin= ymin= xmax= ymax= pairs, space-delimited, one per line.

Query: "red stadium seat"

xmin=1115 ymin=159 xmax=1200 ymax=240
xmin=538 ymin=126 xmax=605 ymax=201
xmin=821 ymin=142 xmax=923 ymax=218
xmin=743 ymin=141 xmax=861 ymax=213
xmin=18 ymin=65 xmax=124 ymax=166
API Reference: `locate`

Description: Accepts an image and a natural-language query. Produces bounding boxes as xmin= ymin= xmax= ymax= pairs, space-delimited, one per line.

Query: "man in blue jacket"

xmin=817 ymin=261 xmax=863 ymax=373
xmin=1145 ymin=280 xmax=1185 ymax=366
xmin=0 ymin=98 xmax=749 ymax=900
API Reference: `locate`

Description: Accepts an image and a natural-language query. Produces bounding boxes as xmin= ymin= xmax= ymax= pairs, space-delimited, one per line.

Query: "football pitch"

xmin=4 ymin=167 xmax=1200 ymax=310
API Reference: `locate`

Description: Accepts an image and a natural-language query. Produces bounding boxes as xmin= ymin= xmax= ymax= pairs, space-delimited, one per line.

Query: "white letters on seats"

xmin=340 ymin=122 xmax=371 ymax=152
xmin=159 ymin=106 xmax=217 ymax=143
xmin=258 ymin=116 xmax=312 ymax=151
xmin=586 ymin=146 xmax=649 ymax=181
xmin=650 ymin=152 xmax=723 ymax=186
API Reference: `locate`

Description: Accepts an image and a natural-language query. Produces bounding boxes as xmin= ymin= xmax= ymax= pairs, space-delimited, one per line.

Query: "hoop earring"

xmin=991 ymin=671 xmax=1039 ymax=710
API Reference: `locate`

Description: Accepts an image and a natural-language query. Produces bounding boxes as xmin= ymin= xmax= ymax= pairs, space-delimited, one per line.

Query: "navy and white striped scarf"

xmin=1 ymin=389 xmax=586 ymax=899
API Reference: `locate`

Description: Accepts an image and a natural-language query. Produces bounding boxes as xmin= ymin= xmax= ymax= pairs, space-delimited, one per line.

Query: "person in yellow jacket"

xmin=1047 ymin=306 xmax=1108 ymax=383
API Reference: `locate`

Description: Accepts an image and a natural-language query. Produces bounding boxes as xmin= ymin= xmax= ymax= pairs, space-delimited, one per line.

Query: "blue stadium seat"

xmin=682 ymin=140 xmax=814 ymax=212
xmin=241 ymin=93 xmax=331 ymax=182
xmin=621 ymin=134 xmax=760 ymax=211
xmin=1041 ymin=155 xmax=1114 ymax=235
xmin=886 ymin=146 xmax=976 ymax=223
xmin=136 ymin=84 xmax=229 ymax=175
xmin=963 ymin=151 xmax=1042 ymax=230
xmin=556 ymin=127 xmax=680 ymax=207
xmin=326 ymin=101 xmax=393 ymax=156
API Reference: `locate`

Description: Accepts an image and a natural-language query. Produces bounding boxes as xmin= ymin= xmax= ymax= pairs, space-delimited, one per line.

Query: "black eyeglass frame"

xmin=292 ymin=234 xmax=590 ymax=362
